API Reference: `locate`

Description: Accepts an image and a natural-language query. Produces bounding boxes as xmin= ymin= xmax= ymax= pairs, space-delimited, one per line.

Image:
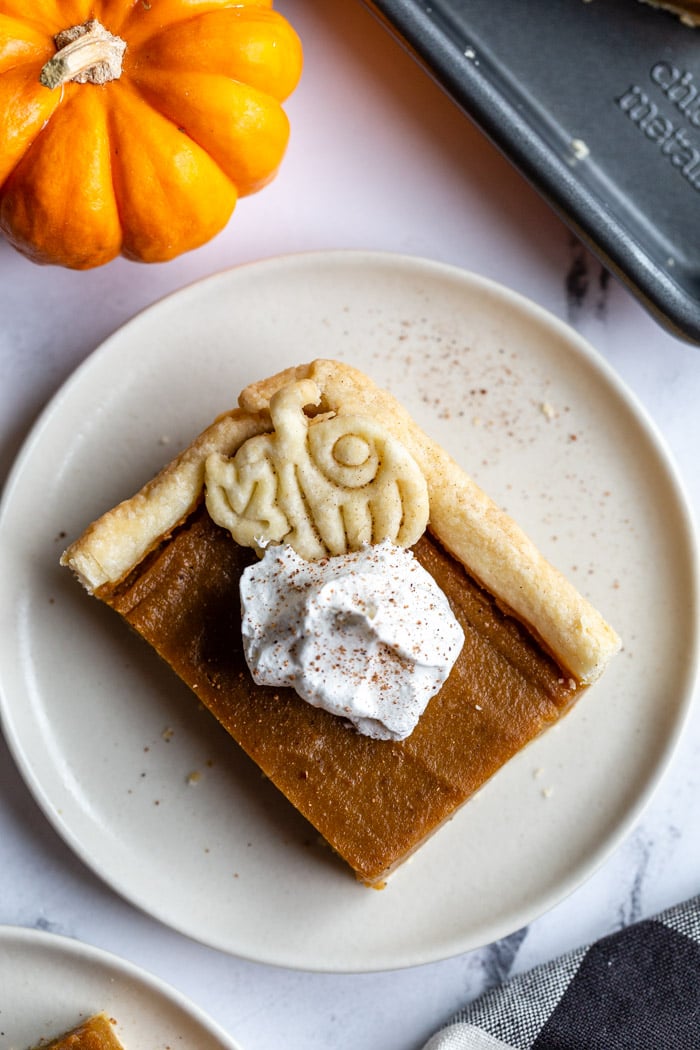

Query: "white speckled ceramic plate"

xmin=0 ymin=252 xmax=697 ymax=973
xmin=0 ymin=925 xmax=243 ymax=1049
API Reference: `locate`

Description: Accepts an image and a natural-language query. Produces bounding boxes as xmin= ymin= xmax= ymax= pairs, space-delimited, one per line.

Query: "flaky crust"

xmin=62 ymin=359 xmax=620 ymax=684
xmin=640 ymin=0 xmax=700 ymax=23
xmin=60 ymin=410 xmax=271 ymax=592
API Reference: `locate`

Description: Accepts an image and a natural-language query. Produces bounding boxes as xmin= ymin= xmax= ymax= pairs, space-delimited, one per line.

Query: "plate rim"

xmin=0 ymin=923 xmax=244 ymax=1048
xmin=1 ymin=249 xmax=698 ymax=973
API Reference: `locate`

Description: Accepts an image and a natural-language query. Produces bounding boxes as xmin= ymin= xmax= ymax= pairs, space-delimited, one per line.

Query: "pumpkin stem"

xmin=40 ymin=20 xmax=126 ymax=90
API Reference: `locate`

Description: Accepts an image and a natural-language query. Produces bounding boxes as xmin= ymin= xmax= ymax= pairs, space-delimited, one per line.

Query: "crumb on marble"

xmin=570 ymin=138 xmax=590 ymax=160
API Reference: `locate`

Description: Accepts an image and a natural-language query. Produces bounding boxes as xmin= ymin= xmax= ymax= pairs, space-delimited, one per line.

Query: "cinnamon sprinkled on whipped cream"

xmin=239 ymin=541 xmax=464 ymax=740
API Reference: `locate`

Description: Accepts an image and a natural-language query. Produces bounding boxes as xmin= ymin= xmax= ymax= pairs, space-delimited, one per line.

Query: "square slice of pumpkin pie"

xmin=61 ymin=359 xmax=620 ymax=886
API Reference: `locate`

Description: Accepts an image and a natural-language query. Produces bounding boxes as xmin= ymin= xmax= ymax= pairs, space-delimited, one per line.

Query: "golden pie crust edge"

xmin=640 ymin=0 xmax=700 ymax=22
xmin=37 ymin=1011 xmax=124 ymax=1049
xmin=61 ymin=358 xmax=620 ymax=685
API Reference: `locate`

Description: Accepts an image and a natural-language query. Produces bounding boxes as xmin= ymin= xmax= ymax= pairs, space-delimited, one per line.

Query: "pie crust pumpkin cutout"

xmin=61 ymin=359 xmax=620 ymax=886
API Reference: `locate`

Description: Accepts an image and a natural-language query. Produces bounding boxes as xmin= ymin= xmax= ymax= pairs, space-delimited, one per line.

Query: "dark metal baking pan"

xmin=365 ymin=0 xmax=700 ymax=345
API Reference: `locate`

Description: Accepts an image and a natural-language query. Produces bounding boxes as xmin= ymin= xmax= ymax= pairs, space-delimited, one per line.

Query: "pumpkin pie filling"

xmin=99 ymin=504 xmax=578 ymax=885
xmin=62 ymin=359 xmax=620 ymax=885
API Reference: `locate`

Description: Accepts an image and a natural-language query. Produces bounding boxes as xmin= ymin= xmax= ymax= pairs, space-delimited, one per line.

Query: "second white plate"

xmin=0 ymin=925 xmax=242 ymax=1049
xmin=0 ymin=252 xmax=696 ymax=972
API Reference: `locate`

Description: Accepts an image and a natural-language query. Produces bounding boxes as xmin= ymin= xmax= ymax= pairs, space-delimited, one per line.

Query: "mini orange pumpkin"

xmin=0 ymin=0 xmax=302 ymax=268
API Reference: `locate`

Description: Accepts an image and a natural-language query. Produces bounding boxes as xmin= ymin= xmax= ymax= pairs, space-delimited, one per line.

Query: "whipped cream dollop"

xmin=239 ymin=540 xmax=464 ymax=741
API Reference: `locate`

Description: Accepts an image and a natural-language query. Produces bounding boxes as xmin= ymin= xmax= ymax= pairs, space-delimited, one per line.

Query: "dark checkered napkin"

xmin=423 ymin=895 xmax=700 ymax=1050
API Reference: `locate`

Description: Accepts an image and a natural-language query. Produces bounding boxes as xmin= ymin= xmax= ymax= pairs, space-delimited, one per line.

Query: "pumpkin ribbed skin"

xmin=0 ymin=0 xmax=302 ymax=268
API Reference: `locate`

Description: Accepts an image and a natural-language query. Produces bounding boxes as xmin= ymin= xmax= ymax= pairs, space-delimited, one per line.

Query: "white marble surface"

xmin=1 ymin=3 xmax=699 ymax=1049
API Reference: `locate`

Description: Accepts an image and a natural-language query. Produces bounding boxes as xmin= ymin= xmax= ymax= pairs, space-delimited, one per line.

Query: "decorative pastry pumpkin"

xmin=0 ymin=1 xmax=302 ymax=268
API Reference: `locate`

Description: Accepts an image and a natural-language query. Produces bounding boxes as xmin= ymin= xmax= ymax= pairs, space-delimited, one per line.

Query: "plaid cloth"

xmin=423 ymin=895 xmax=700 ymax=1050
